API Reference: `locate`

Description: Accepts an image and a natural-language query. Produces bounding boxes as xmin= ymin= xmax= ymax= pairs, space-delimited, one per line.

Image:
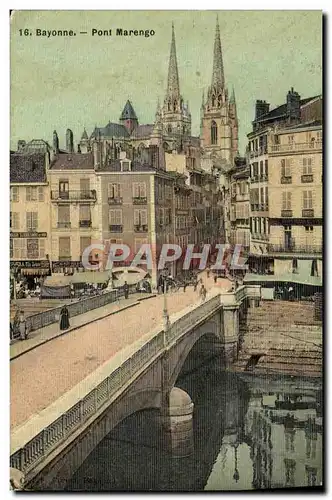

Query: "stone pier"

xmin=162 ymin=387 xmax=194 ymax=458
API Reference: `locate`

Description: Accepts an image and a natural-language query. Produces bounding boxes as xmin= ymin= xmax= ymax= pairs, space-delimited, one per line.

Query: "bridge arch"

xmin=166 ymin=318 xmax=223 ymax=392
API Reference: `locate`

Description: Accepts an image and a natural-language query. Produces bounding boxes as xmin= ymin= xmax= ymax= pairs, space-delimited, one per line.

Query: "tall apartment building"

xmin=229 ymin=158 xmax=250 ymax=254
xmin=10 ymin=140 xmax=52 ymax=286
xmin=247 ymin=89 xmax=322 ymax=283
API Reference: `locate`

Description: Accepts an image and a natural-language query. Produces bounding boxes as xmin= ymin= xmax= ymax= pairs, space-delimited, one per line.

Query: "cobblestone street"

xmin=11 ymin=274 xmax=230 ymax=429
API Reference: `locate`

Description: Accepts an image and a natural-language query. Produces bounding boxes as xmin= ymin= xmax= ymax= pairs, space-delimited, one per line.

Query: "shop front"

xmin=10 ymin=260 xmax=51 ymax=291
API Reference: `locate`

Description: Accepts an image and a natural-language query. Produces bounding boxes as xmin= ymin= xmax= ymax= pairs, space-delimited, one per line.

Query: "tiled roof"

xmin=10 ymin=153 xmax=47 ymax=183
xmin=91 ymin=122 xmax=130 ymax=139
xmin=130 ymin=124 xmax=154 ymax=138
xmin=99 ymin=159 xmax=156 ymax=173
xmin=120 ymin=100 xmax=138 ymax=121
xmin=257 ymin=95 xmax=321 ymax=122
xmin=50 ymin=153 xmax=94 ymax=170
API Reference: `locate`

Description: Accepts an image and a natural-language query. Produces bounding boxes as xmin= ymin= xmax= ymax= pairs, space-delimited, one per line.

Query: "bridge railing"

xmin=10 ymin=285 xmax=260 ymax=477
xmin=13 ymin=285 xmax=137 ymax=337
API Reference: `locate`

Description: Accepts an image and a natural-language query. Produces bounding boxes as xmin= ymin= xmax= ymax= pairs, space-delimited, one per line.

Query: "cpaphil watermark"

xmin=81 ymin=242 xmax=248 ymax=272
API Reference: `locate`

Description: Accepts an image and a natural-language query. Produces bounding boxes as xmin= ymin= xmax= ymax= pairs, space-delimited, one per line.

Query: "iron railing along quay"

xmin=267 ymin=243 xmax=322 ymax=254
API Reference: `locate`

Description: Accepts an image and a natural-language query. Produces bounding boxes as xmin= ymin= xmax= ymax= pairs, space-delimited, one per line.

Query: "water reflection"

xmin=65 ymin=362 xmax=322 ymax=492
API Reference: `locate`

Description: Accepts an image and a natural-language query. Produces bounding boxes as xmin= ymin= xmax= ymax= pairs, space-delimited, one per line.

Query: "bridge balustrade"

xmin=10 ymin=286 xmax=260 ymax=478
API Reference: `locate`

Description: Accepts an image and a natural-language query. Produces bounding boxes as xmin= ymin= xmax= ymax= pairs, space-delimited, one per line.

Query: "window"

xmin=108 ymin=183 xmax=121 ymax=198
xmin=10 ymin=212 xmax=19 ymax=230
xmin=132 ymin=182 xmax=147 ymax=198
xmin=282 ymin=192 xmax=292 ymax=210
xmin=10 ymin=239 xmax=13 ymax=259
xmin=13 ymin=238 xmax=26 ymax=258
xmin=10 ymin=187 xmax=19 ymax=202
xmin=80 ymin=236 xmax=91 ymax=257
xmin=211 ymin=121 xmax=217 ymax=145
xmin=26 ymin=186 xmax=44 ymax=201
xmin=134 ymin=209 xmax=147 ymax=226
xmin=109 ymin=209 xmax=122 ymax=224
xmin=259 ymin=161 xmax=263 ymax=175
xmin=303 ymin=191 xmax=313 ymax=209
xmin=27 ymin=238 xmax=39 ymax=258
xmin=305 ymin=226 xmax=314 ymax=232
xmin=59 ymin=237 xmax=71 ymax=259
xmin=26 ymin=212 xmax=38 ymax=231
xmin=288 ymin=135 xmax=294 ymax=144
xmin=281 ymin=159 xmax=292 ymax=177
xmin=58 ymin=205 xmax=70 ymax=224
xmin=79 ymin=204 xmax=91 ymax=221
xmin=303 ymin=158 xmax=313 ymax=174
xmin=265 ymin=160 xmax=268 ymax=177
xmin=80 ymin=178 xmax=90 ymax=193
xmin=265 ymin=187 xmax=269 ymax=206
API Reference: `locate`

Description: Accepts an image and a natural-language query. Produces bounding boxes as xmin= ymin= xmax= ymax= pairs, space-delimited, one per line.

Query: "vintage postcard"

xmin=9 ymin=10 xmax=323 ymax=492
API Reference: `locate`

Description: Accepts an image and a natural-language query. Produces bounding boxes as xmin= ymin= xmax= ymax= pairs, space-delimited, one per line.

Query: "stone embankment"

xmin=232 ymin=300 xmax=322 ymax=377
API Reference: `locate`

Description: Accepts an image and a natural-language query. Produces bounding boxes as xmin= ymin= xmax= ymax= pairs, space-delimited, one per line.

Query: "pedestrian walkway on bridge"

xmin=10 ymin=273 xmax=231 ymax=430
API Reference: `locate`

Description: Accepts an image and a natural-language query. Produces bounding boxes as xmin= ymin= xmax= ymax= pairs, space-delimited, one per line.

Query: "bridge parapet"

xmin=10 ymin=285 xmax=260 ymax=481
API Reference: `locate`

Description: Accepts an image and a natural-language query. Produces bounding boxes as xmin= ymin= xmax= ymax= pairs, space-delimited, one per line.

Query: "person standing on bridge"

xmin=200 ymin=284 xmax=207 ymax=302
xmin=123 ymin=281 xmax=129 ymax=299
xmin=59 ymin=305 xmax=70 ymax=331
xmin=19 ymin=311 xmax=27 ymax=340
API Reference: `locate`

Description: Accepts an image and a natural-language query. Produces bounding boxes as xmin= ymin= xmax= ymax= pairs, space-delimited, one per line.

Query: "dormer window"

xmin=121 ymin=160 xmax=131 ymax=172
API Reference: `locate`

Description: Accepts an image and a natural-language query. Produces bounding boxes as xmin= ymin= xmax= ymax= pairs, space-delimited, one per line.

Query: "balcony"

xmin=302 ymin=209 xmax=314 ymax=217
xmin=79 ymin=220 xmax=92 ymax=228
xmin=57 ymin=221 xmax=71 ymax=229
xmin=301 ymin=174 xmax=314 ymax=183
xmin=109 ymin=224 xmax=123 ymax=232
xmin=51 ymin=190 xmax=97 ymax=202
xmin=281 ymin=176 xmax=292 ymax=184
xmin=267 ymin=243 xmax=322 ymax=254
xmin=133 ymin=197 xmax=147 ymax=205
xmin=58 ymin=256 xmax=72 ymax=261
xmin=134 ymin=224 xmax=148 ymax=233
xmin=281 ymin=210 xmax=293 ymax=217
xmin=250 ymin=204 xmax=259 ymax=211
xmin=250 ymin=176 xmax=259 ymax=183
xmin=248 ymin=147 xmax=267 ymax=158
xmin=260 ymin=174 xmax=269 ymax=182
xmin=269 ymin=141 xmax=322 ymax=154
xmin=108 ymin=197 xmax=123 ymax=205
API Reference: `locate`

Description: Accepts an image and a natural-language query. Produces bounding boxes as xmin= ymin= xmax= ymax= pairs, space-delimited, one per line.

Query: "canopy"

xmin=43 ymin=275 xmax=71 ymax=286
xmin=69 ymin=271 xmax=112 ymax=284
xmin=244 ymin=272 xmax=322 ymax=287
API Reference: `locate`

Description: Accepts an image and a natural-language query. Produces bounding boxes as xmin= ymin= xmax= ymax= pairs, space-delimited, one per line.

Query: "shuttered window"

xmin=303 ymin=191 xmax=313 ymax=209
xmin=59 ymin=237 xmax=71 ymax=258
xmin=134 ymin=209 xmax=147 ymax=225
xmin=10 ymin=187 xmax=19 ymax=202
xmin=303 ymin=158 xmax=313 ymax=175
xmin=79 ymin=204 xmax=91 ymax=220
xmin=282 ymin=192 xmax=292 ymax=210
xmin=10 ymin=212 xmax=19 ymax=230
xmin=281 ymin=159 xmax=292 ymax=177
xmin=108 ymin=183 xmax=121 ymax=198
xmin=26 ymin=212 xmax=38 ymax=231
xmin=109 ymin=209 xmax=122 ymax=224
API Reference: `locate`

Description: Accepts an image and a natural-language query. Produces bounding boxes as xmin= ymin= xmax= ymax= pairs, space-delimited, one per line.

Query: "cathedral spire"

xmin=166 ymin=23 xmax=180 ymax=99
xmin=211 ymin=16 xmax=225 ymax=89
xmin=230 ymin=86 xmax=236 ymax=104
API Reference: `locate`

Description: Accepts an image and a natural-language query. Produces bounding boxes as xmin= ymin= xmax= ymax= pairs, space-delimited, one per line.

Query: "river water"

xmin=65 ymin=362 xmax=323 ymax=492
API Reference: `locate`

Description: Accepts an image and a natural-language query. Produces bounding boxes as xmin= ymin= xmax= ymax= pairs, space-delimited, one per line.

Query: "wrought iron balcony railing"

xmin=281 ymin=210 xmax=293 ymax=217
xmin=109 ymin=224 xmax=123 ymax=232
xmin=281 ymin=176 xmax=292 ymax=184
xmin=134 ymin=224 xmax=148 ymax=232
xmin=267 ymin=243 xmax=322 ymax=254
xmin=58 ymin=255 xmax=72 ymax=261
xmin=51 ymin=190 xmax=97 ymax=202
xmin=133 ymin=197 xmax=147 ymax=205
xmin=57 ymin=221 xmax=71 ymax=228
xmin=108 ymin=197 xmax=123 ymax=205
xmin=302 ymin=209 xmax=314 ymax=217
xmin=79 ymin=220 xmax=92 ymax=228
xmin=301 ymin=174 xmax=314 ymax=183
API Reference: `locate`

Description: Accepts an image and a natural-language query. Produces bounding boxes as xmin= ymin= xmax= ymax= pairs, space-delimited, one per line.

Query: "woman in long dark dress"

xmin=59 ymin=306 xmax=70 ymax=330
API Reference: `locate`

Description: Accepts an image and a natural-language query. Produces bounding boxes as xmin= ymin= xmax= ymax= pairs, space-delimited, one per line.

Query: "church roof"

xmin=130 ymin=124 xmax=154 ymax=138
xmin=10 ymin=153 xmax=47 ymax=183
xmin=50 ymin=153 xmax=94 ymax=170
xmin=91 ymin=122 xmax=130 ymax=139
xmin=120 ymin=100 xmax=138 ymax=121
xmin=81 ymin=129 xmax=88 ymax=140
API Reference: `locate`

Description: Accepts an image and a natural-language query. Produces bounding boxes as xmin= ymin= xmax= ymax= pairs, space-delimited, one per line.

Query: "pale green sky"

xmin=10 ymin=10 xmax=322 ymax=153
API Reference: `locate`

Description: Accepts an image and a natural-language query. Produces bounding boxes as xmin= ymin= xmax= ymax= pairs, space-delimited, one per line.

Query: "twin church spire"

xmin=166 ymin=23 xmax=180 ymax=100
xmin=211 ymin=17 xmax=225 ymax=90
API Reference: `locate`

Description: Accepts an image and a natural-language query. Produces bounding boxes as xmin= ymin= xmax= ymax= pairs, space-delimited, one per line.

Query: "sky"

xmin=10 ymin=10 xmax=322 ymax=154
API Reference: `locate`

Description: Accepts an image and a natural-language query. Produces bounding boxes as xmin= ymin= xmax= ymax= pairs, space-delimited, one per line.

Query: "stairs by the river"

xmin=232 ymin=300 xmax=322 ymax=377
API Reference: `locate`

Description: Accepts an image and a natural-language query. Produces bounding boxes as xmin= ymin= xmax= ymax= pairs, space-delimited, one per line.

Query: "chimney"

xmin=17 ymin=140 xmax=26 ymax=152
xmin=255 ymin=100 xmax=270 ymax=120
xmin=286 ymin=87 xmax=301 ymax=120
xmin=66 ymin=129 xmax=74 ymax=153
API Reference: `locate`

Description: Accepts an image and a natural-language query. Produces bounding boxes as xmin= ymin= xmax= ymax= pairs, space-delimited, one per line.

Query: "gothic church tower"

xmin=201 ymin=18 xmax=238 ymax=164
xmin=161 ymin=24 xmax=191 ymax=151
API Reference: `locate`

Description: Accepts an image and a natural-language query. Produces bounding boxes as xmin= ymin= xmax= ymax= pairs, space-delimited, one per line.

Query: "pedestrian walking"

xmin=123 ymin=281 xmax=129 ymax=299
xmin=214 ymin=274 xmax=217 ymax=284
xmin=199 ymin=284 xmax=207 ymax=302
xmin=183 ymin=282 xmax=187 ymax=293
xmin=193 ymin=277 xmax=198 ymax=292
xmin=207 ymin=267 xmax=211 ymax=278
xmin=59 ymin=305 xmax=70 ymax=331
xmin=19 ymin=311 xmax=27 ymax=340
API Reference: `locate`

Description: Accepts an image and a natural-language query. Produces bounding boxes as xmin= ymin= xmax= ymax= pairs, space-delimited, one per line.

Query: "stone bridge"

xmin=10 ymin=284 xmax=261 ymax=490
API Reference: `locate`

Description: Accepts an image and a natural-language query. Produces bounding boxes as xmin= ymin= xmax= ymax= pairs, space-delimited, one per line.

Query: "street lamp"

xmin=163 ymin=278 xmax=170 ymax=330
xmin=233 ymin=443 xmax=240 ymax=483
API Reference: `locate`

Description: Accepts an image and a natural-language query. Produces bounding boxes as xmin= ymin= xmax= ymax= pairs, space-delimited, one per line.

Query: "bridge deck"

xmin=10 ymin=274 xmax=230 ymax=429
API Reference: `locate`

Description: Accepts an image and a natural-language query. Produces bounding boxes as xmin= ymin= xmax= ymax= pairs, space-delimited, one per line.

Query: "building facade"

xmin=247 ymin=90 xmax=322 ymax=283
xmin=10 ymin=141 xmax=52 ymax=286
